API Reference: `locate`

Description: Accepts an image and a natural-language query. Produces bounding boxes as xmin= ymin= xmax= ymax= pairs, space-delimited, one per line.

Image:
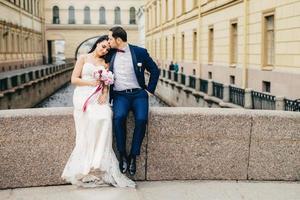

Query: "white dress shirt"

xmin=113 ymin=44 xmax=141 ymax=91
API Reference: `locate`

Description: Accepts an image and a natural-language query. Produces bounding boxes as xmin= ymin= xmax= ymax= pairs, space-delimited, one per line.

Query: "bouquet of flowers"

xmin=93 ymin=69 xmax=114 ymax=85
xmin=83 ymin=69 xmax=114 ymax=112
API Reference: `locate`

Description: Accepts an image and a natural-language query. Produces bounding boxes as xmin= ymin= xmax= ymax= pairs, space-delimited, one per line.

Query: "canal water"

xmin=36 ymin=83 xmax=167 ymax=108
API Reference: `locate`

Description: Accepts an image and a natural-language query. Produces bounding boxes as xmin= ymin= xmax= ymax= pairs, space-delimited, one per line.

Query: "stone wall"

xmin=0 ymin=107 xmax=299 ymax=189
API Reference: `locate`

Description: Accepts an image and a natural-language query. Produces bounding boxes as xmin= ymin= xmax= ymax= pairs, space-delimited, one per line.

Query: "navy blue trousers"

xmin=112 ymin=89 xmax=149 ymax=156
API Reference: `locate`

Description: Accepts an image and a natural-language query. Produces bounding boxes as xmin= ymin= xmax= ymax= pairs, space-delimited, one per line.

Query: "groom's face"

xmin=108 ymin=31 xmax=117 ymax=48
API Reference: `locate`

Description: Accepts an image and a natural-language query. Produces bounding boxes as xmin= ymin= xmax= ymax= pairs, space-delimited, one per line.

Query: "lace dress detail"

xmin=61 ymin=63 xmax=135 ymax=188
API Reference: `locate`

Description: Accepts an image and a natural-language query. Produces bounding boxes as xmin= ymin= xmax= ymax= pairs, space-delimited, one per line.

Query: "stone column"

xmin=223 ymin=84 xmax=230 ymax=102
xmin=275 ymin=96 xmax=285 ymax=111
xmin=244 ymin=88 xmax=253 ymax=109
xmin=25 ymin=73 xmax=30 ymax=82
xmin=17 ymin=75 xmax=21 ymax=86
xmin=178 ymin=73 xmax=183 ymax=85
xmin=6 ymin=78 xmax=12 ymax=89
xmin=207 ymin=79 xmax=213 ymax=96
xmin=195 ymin=78 xmax=200 ymax=91
xmin=185 ymin=75 xmax=190 ymax=87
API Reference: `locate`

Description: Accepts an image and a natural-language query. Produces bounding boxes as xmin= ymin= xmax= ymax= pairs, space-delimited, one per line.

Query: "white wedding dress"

xmin=61 ymin=63 xmax=135 ymax=188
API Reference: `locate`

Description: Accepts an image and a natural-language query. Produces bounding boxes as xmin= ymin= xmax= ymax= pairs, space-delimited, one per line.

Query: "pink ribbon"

xmin=82 ymin=84 xmax=103 ymax=112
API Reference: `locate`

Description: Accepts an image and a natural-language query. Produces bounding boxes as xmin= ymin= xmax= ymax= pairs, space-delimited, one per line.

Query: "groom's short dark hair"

xmin=109 ymin=26 xmax=127 ymax=42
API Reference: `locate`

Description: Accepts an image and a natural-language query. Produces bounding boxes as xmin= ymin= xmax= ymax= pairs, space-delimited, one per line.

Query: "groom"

xmin=108 ymin=26 xmax=160 ymax=176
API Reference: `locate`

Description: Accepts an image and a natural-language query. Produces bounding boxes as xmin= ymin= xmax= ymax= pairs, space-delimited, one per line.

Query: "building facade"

xmin=0 ymin=0 xmax=45 ymax=72
xmin=45 ymin=0 xmax=144 ymax=60
xmin=145 ymin=0 xmax=300 ymax=99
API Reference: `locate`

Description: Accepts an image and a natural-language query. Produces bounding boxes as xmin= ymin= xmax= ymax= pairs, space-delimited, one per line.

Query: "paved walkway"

xmin=1 ymin=180 xmax=299 ymax=200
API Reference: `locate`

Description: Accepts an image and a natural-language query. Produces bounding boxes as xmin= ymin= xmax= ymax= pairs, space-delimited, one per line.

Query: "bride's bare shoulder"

xmin=77 ymin=54 xmax=88 ymax=63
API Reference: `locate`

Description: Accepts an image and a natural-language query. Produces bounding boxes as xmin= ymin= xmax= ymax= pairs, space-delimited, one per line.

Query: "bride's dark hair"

xmin=88 ymin=35 xmax=109 ymax=54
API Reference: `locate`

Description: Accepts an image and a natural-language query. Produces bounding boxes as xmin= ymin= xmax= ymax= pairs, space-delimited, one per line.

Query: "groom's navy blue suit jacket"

xmin=108 ymin=44 xmax=160 ymax=102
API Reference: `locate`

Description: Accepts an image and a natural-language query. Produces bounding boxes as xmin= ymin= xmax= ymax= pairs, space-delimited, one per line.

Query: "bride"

xmin=61 ymin=35 xmax=135 ymax=188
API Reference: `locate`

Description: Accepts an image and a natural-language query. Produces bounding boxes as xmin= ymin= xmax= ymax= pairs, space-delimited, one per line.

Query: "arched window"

xmin=84 ymin=6 xmax=91 ymax=24
xmin=114 ymin=7 xmax=121 ymax=24
xmin=129 ymin=7 xmax=136 ymax=24
xmin=37 ymin=0 xmax=39 ymax=16
xmin=52 ymin=6 xmax=60 ymax=24
xmin=68 ymin=6 xmax=75 ymax=24
xmin=99 ymin=7 xmax=106 ymax=24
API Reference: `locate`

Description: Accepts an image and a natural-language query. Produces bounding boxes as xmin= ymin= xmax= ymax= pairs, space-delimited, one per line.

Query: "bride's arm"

xmin=71 ymin=55 xmax=99 ymax=87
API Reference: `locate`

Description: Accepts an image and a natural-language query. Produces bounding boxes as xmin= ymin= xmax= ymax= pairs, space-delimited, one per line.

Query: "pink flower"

xmin=93 ymin=69 xmax=114 ymax=86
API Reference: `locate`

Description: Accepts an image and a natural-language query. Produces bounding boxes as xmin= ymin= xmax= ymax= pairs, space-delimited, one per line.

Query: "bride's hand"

xmin=90 ymin=80 xmax=100 ymax=87
xmin=98 ymin=93 xmax=107 ymax=105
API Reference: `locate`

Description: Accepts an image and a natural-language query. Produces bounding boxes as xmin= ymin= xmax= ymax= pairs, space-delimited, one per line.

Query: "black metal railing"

xmin=212 ymin=82 xmax=224 ymax=99
xmin=174 ymin=72 xmax=178 ymax=82
xmin=251 ymin=91 xmax=276 ymax=110
xmin=180 ymin=74 xmax=186 ymax=85
xmin=189 ymin=76 xmax=196 ymax=89
xmin=162 ymin=69 xmax=166 ymax=78
xmin=168 ymin=70 xmax=172 ymax=80
xmin=285 ymin=99 xmax=300 ymax=112
xmin=229 ymin=86 xmax=245 ymax=107
xmin=20 ymin=74 xmax=26 ymax=84
xmin=0 ymin=78 xmax=8 ymax=91
xmin=200 ymin=79 xmax=208 ymax=93
xmin=11 ymin=76 xmax=18 ymax=87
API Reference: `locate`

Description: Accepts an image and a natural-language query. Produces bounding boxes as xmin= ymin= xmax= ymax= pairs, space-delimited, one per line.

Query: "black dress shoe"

xmin=119 ymin=155 xmax=128 ymax=174
xmin=128 ymin=156 xmax=136 ymax=176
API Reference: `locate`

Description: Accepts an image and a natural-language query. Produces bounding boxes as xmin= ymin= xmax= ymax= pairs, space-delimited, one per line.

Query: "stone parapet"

xmin=0 ymin=107 xmax=299 ymax=189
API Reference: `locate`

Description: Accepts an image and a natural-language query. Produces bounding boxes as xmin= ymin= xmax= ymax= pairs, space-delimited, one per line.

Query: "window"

xmin=172 ymin=0 xmax=175 ymax=19
xmin=230 ymin=22 xmax=238 ymax=65
xmin=129 ymin=7 xmax=136 ymax=24
xmin=99 ymin=7 xmax=106 ymax=24
xmin=181 ymin=33 xmax=185 ymax=60
xmin=262 ymin=81 xmax=271 ymax=93
xmin=230 ymin=75 xmax=235 ymax=85
xmin=36 ymin=0 xmax=39 ymax=16
xmin=181 ymin=0 xmax=185 ymax=14
xmin=154 ymin=4 xmax=157 ymax=27
xmin=208 ymin=71 xmax=212 ymax=79
xmin=52 ymin=6 xmax=60 ymax=24
xmin=68 ymin=6 xmax=75 ymax=24
xmin=114 ymin=7 xmax=121 ymax=24
xmin=172 ymin=35 xmax=175 ymax=60
xmin=165 ymin=0 xmax=168 ymax=22
xmin=11 ymin=33 xmax=15 ymax=53
xmin=165 ymin=37 xmax=168 ymax=59
xmin=208 ymin=26 xmax=214 ymax=63
xmin=84 ymin=6 xmax=91 ymax=24
xmin=193 ymin=30 xmax=197 ymax=61
xmin=263 ymin=13 xmax=275 ymax=67
xmin=193 ymin=0 xmax=198 ymax=8
xmin=193 ymin=69 xmax=196 ymax=75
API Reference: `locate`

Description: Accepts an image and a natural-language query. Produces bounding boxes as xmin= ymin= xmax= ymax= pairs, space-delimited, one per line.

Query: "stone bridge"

xmin=0 ymin=107 xmax=299 ymax=189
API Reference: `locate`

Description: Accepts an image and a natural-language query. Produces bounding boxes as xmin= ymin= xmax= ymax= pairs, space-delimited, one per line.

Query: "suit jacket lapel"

xmin=129 ymin=44 xmax=138 ymax=74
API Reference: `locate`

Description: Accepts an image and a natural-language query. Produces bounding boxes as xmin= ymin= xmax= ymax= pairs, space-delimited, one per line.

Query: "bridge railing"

xmin=251 ymin=91 xmax=276 ymax=110
xmin=0 ymin=61 xmax=75 ymax=91
xmin=188 ymin=76 xmax=196 ymax=89
xmin=229 ymin=85 xmax=245 ymax=107
xmin=284 ymin=99 xmax=300 ymax=112
xmin=200 ymin=79 xmax=208 ymax=93
xmin=157 ymin=67 xmax=299 ymax=112
xmin=212 ymin=82 xmax=224 ymax=99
